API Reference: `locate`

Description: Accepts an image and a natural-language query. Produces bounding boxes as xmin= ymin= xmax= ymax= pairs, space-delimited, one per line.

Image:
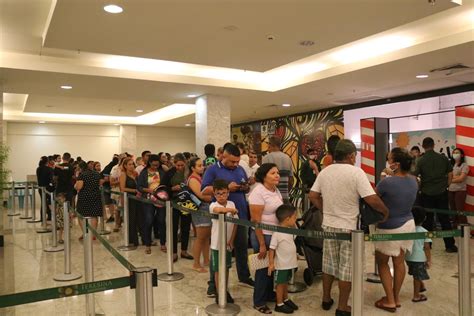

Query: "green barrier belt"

xmin=366 ymin=229 xmax=462 ymax=242
xmin=426 ymin=208 xmax=474 ymax=217
xmin=0 ymin=276 xmax=130 ymax=308
xmin=87 ymin=224 xmax=137 ymax=272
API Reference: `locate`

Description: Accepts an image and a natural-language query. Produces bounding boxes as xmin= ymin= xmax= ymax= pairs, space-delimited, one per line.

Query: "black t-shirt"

xmin=54 ymin=163 xmax=74 ymax=193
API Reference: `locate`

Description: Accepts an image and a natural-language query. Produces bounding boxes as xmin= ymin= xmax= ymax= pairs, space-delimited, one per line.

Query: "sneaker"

xmin=322 ymin=298 xmax=334 ymax=311
xmin=335 ymin=309 xmax=351 ymax=316
xmin=284 ymin=300 xmax=298 ymax=310
xmin=207 ymin=287 xmax=216 ymax=298
xmin=446 ymin=246 xmax=458 ymax=253
xmin=275 ymin=304 xmax=294 ymax=314
xmin=239 ymin=278 xmax=255 ymax=288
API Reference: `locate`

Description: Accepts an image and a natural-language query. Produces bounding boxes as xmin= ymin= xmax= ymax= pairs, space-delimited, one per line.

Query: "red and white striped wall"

xmin=361 ymin=118 xmax=376 ymax=186
xmin=455 ymin=105 xmax=474 ymax=213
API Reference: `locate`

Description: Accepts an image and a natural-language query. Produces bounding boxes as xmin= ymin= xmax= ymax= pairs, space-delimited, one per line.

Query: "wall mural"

xmin=392 ymin=128 xmax=456 ymax=158
xmin=232 ymin=108 xmax=344 ymax=207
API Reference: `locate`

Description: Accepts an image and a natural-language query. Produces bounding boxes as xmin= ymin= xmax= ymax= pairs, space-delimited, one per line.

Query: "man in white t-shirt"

xmin=245 ymin=150 xmax=260 ymax=192
xmin=135 ymin=150 xmax=151 ymax=175
xmin=309 ymin=139 xmax=388 ymax=316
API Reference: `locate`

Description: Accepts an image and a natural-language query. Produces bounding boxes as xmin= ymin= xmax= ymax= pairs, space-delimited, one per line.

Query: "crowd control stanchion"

xmin=288 ymin=268 xmax=307 ymax=293
xmin=118 ymin=192 xmax=136 ymax=251
xmin=36 ymin=187 xmax=51 ymax=233
xmin=8 ymin=181 xmax=20 ymax=216
xmin=134 ymin=267 xmax=155 ymax=315
xmin=54 ymin=202 xmax=82 ymax=281
xmin=206 ymin=213 xmax=240 ymax=316
xmin=19 ymin=182 xmax=32 ymax=220
xmin=98 ymin=189 xmax=111 ymax=236
xmin=458 ymin=224 xmax=472 ymax=316
xmin=44 ymin=192 xmax=64 ymax=252
xmin=351 ymin=230 xmax=364 ymax=316
xmin=158 ymin=201 xmax=184 ymax=282
xmin=27 ymin=183 xmax=41 ymax=223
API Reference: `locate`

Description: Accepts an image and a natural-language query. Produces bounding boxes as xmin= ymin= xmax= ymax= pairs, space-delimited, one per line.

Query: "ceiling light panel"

xmin=104 ymin=4 xmax=123 ymax=14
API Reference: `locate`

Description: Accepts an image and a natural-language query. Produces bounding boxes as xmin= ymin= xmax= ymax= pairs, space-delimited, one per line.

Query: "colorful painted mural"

xmin=232 ymin=108 xmax=344 ymax=205
xmin=392 ymin=128 xmax=456 ymax=157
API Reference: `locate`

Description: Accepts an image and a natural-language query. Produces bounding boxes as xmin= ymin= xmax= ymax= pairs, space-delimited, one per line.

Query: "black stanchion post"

xmin=134 ymin=267 xmax=155 ymax=315
xmin=118 ymin=192 xmax=136 ymax=251
xmin=351 ymin=230 xmax=364 ymax=316
xmin=458 ymin=224 xmax=472 ymax=316
xmin=54 ymin=202 xmax=82 ymax=281
xmin=36 ymin=187 xmax=51 ymax=233
xmin=158 ymin=201 xmax=184 ymax=282
xmin=205 ymin=213 xmax=240 ymax=315
xmin=44 ymin=192 xmax=64 ymax=252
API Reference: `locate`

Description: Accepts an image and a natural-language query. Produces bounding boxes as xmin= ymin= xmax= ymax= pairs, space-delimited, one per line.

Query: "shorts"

xmin=274 ymin=269 xmax=293 ymax=285
xmin=406 ymin=261 xmax=430 ymax=281
xmin=211 ymin=249 xmax=232 ymax=272
xmin=322 ymin=226 xmax=353 ymax=282
xmin=192 ymin=203 xmax=212 ymax=227
xmin=375 ymin=220 xmax=415 ymax=257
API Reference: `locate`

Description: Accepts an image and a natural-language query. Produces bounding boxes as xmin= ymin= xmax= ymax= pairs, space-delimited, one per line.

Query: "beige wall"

xmin=6 ymin=123 xmax=195 ymax=181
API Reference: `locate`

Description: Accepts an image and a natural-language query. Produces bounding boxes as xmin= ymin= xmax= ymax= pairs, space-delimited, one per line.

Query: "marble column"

xmin=195 ymin=95 xmax=231 ymax=158
xmin=119 ymin=125 xmax=137 ymax=156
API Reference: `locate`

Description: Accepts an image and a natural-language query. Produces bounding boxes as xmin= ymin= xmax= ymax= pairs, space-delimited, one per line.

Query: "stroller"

xmin=296 ymin=206 xmax=324 ymax=286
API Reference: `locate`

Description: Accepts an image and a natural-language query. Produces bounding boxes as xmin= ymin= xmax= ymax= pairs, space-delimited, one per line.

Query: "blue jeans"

xmin=140 ymin=204 xmax=166 ymax=247
xmin=250 ymin=231 xmax=274 ymax=307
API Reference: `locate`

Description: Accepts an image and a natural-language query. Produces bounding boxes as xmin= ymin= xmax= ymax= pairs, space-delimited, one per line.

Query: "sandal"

xmin=160 ymin=245 xmax=167 ymax=253
xmin=78 ymin=235 xmax=84 ymax=241
xmin=145 ymin=247 xmax=151 ymax=255
xmin=181 ymin=252 xmax=194 ymax=260
xmin=192 ymin=266 xmax=208 ymax=273
xmin=375 ymin=298 xmax=396 ymax=313
xmin=412 ymin=295 xmax=428 ymax=303
xmin=254 ymin=305 xmax=272 ymax=314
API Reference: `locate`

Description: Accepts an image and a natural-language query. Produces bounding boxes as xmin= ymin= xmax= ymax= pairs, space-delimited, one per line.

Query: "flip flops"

xmin=412 ymin=295 xmax=428 ymax=303
xmin=375 ymin=298 xmax=396 ymax=313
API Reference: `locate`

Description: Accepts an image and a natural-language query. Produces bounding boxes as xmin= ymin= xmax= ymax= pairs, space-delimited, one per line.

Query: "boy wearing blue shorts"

xmin=406 ymin=206 xmax=432 ymax=303
xmin=268 ymin=204 xmax=299 ymax=314
xmin=210 ymin=179 xmax=238 ymax=304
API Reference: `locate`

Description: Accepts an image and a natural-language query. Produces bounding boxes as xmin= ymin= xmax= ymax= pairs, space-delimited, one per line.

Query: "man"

xmin=204 ymin=143 xmax=217 ymax=169
xmin=309 ymin=140 xmax=389 ymax=316
xmin=202 ymin=143 xmax=254 ymax=296
xmin=300 ymin=148 xmax=320 ymax=190
xmin=135 ymin=150 xmax=151 ymax=175
xmin=54 ymin=152 xmax=74 ymax=204
xmin=262 ymin=136 xmax=293 ymax=202
xmin=415 ymin=137 xmax=457 ymax=252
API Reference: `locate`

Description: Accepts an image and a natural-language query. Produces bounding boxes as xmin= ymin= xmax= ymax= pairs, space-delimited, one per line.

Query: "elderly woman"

xmin=249 ymin=163 xmax=283 ymax=314
xmin=374 ymin=148 xmax=418 ymax=312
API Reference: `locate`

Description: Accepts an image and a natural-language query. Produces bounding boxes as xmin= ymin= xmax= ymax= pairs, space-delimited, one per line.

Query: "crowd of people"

xmin=33 ymin=134 xmax=469 ymax=315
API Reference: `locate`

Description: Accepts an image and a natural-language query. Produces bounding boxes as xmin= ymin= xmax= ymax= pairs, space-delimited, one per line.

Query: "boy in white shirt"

xmin=210 ymin=179 xmax=239 ymax=304
xmin=268 ymin=204 xmax=299 ymax=314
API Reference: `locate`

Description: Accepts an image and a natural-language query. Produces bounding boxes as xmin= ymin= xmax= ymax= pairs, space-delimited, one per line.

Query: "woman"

xmin=188 ymin=157 xmax=212 ymax=272
xmin=110 ymin=156 xmax=125 ymax=232
xmin=119 ymin=157 xmax=139 ymax=247
xmin=374 ymin=148 xmax=417 ymax=312
xmin=448 ymin=148 xmax=469 ymax=226
xmin=249 ymin=163 xmax=283 ymax=314
xmin=321 ymin=135 xmax=340 ymax=169
xmin=93 ymin=162 xmax=102 ymax=173
xmin=158 ymin=152 xmax=170 ymax=172
xmin=162 ymin=153 xmax=193 ymax=261
xmin=75 ymin=161 xmax=102 ymax=239
xmin=137 ymin=154 xmax=164 ymax=254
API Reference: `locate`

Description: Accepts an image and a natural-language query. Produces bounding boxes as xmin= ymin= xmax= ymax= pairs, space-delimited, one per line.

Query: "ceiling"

xmin=0 ymin=0 xmax=473 ymax=127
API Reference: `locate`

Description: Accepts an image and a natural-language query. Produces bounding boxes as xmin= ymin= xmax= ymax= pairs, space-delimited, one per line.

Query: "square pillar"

xmin=360 ymin=118 xmax=389 ymax=186
xmin=119 ymin=125 xmax=137 ymax=155
xmin=195 ymin=95 xmax=231 ymax=158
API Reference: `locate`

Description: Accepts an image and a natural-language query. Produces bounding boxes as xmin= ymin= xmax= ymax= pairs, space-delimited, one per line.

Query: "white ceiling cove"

xmin=0 ymin=0 xmax=473 ymax=127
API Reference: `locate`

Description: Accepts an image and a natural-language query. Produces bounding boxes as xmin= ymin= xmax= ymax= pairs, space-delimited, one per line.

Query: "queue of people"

xmin=33 ymin=134 xmax=470 ymax=315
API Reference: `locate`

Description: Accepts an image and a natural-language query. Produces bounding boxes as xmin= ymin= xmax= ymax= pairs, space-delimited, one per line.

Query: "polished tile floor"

xmin=0 ymin=204 xmax=472 ymax=316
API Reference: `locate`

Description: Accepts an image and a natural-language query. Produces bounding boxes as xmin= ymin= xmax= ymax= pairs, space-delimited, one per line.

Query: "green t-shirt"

xmin=415 ymin=150 xmax=453 ymax=196
xmin=204 ymin=156 xmax=217 ymax=167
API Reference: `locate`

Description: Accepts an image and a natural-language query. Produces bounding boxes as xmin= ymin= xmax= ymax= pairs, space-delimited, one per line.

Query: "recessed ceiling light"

xmin=282 ymin=103 xmax=291 ymax=107
xmin=187 ymin=94 xmax=198 ymax=98
xmin=416 ymin=74 xmax=429 ymax=79
xmin=60 ymin=85 xmax=72 ymax=90
xmin=39 ymin=121 xmax=45 ymax=124
xmin=185 ymin=123 xmax=191 ymax=127
xmin=136 ymin=109 xmax=144 ymax=113
xmin=104 ymin=4 xmax=123 ymax=14
xmin=113 ymin=123 xmax=120 ymax=126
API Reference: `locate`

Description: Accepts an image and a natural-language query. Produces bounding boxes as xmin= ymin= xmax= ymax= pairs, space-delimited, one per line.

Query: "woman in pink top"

xmin=249 ymin=163 xmax=283 ymax=314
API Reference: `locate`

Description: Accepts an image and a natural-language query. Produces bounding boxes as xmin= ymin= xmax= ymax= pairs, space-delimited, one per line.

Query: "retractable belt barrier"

xmin=104 ymin=188 xmax=469 ymax=242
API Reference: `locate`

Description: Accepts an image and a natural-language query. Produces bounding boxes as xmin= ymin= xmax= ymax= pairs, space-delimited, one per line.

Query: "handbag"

xmin=358 ymin=199 xmax=384 ymax=229
xmin=248 ymin=253 xmax=269 ymax=270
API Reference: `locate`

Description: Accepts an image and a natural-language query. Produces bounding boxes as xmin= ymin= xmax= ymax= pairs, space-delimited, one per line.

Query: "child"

xmin=268 ymin=204 xmax=299 ymax=314
xmin=405 ymin=206 xmax=432 ymax=303
xmin=209 ymin=179 xmax=238 ymax=304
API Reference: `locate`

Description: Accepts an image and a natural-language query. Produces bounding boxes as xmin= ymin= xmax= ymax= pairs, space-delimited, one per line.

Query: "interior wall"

xmin=7 ymin=123 xmax=195 ymax=181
